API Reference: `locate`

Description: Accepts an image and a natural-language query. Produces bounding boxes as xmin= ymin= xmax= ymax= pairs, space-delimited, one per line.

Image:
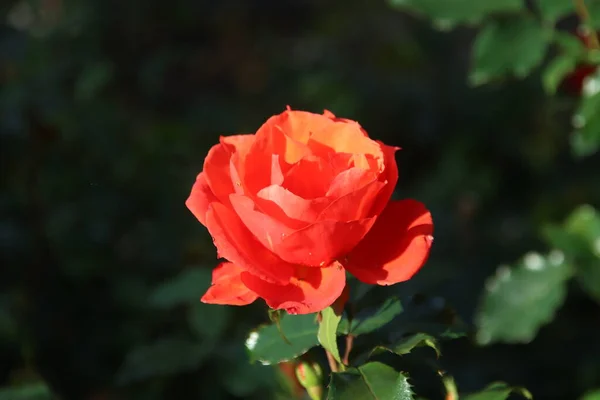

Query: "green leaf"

xmin=0 ymin=303 xmax=17 ymax=341
xmin=577 ymin=259 xmax=600 ymax=303
xmin=537 ymin=0 xmax=575 ymax=23
xmin=269 ymin=309 xmax=291 ymax=344
xmin=571 ymin=72 xmax=600 ymax=158
xmin=553 ymin=32 xmax=588 ymax=56
xmin=543 ymin=206 xmax=600 ymax=302
xmin=338 ymin=297 xmax=403 ymax=336
xmin=462 ymin=382 xmax=533 ymax=400
xmin=327 ymin=362 xmax=414 ymax=400
xmin=590 ymin=1 xmax=600 ymax=29
xmin=148 ymin=267 xmax=211 ymax=309
xmin=188 ymin=301 xmax=231 ymax=339
xmin=581 ymin=389 xmax=600 ymax=400
xmin=542 ymin=54 xmax=577 ymax=94
xmin=565 ymin=205 xmax=600 ymax=301
xmin=116 ymin=338 xmax=211 ymax=384
xmin=74 ymin=61 xmax=114 ymax=101
xmin=246 ymin=313 xmax=319 ymax=365
xmin=220 ymin=360 xmax=276 ymax=397
xmin=470 ymin=16 xmax=550 ymax=85
xmin=0 ymin=382 xmax=53 ymax=400
xmin=564 ymin=204 xmax=600 ymax=247
xmin=371 ymin=333 xmax=441 ymax=358
xmin=318 ymin=306 xmax=343 ymax=364
xmin=475 ymin=251 xmax=573 ymax=345
xmin=388 ymin=0 xmax=522 ymax=26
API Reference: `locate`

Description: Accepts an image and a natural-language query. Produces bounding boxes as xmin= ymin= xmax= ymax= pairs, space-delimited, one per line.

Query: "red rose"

xmin=186 ymin=108 xmax=433 ymax=314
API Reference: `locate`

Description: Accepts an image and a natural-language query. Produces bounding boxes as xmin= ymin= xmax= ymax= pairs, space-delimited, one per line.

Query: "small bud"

xmin=295 ymin=360 xmax=323 ymax=390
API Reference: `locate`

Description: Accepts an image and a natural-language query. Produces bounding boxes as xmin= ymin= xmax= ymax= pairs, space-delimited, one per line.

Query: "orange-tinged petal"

xmin=243 ymin=125 xmax=310 ymax=194
xmin=185 ymin=172 xmax=217 ymax=226
xmin=240 ymin=263 xmax=346 ymax=314
xmin=345 ymin=200 xmax=433 ymax=285
xmin=205 ymin=202 xmax=295 ymax=284
xmin=308 ymin=122 xmax=383 ymax=170
xmin=270 ymin=108 xmax=335 ymax=144
xmin=201 ymin=262 xmax=258 ymax=305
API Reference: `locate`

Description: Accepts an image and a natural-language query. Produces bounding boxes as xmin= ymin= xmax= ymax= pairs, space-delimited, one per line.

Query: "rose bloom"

xmin=186 ymin=108 xmax=433 ymax=314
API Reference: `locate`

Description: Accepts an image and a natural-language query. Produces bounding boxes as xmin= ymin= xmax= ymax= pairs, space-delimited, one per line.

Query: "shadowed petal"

xmin=204 ymin=135 xmax=254 ymax=205
xmin=206 ymin=202 xmax=295 ymax=284
xmin=186 ymin=172 xmax=218 ymax=226
xmin=201 ymin=262 xmax=258 ymax=305
xmin=240 ymin=263 xmax=346 ymax=314
xmin=344 ymin=199 xmax=433 ymax=285
xmin=276 ymin=217 xmax=377 ymax=267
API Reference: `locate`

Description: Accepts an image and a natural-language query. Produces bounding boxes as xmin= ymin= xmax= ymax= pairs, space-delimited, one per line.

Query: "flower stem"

xmin=325 ymin=349 xmax=339 ymax=373
xmin=574 ymin=0 xmax=600 ymax=49
xmin=342 ymin=335 xmax=354 ymax=365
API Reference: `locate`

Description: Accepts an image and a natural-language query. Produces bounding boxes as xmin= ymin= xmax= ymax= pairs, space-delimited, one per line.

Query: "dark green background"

xmin=1 ymin=0 xmax=599 ymax=399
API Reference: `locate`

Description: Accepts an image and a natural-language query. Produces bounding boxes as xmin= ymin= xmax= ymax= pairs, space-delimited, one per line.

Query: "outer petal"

xmin=204 ymin=135 xmax=254 ymax=205
xmin=185 ymin=172 xmax=217 ymax=226
xmin=344 ymin=200 xmax=433 ymax=285
xmin=276 ymin=217 xmax=377 ymax=267
xmin=240 ymin=263 xmax=346 ymax=314
xmin=369 ymin=142 xmax=399 ymax=216
xmin=205 ymin=202 xmax=295 ymax=284
xmin=319 ymin=178 xmax=385 ymax=221
xmin=201 ymin=262 xmax=258 ymax=305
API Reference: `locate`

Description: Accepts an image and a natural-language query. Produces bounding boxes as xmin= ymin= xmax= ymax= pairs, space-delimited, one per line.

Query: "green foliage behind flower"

xmin=1 ymin=0 xmax=599 ymax=399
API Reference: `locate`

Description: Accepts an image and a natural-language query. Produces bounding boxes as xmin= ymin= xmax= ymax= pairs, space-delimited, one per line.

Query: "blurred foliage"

xmin=1 ymin=0 xmax=600 ymax=399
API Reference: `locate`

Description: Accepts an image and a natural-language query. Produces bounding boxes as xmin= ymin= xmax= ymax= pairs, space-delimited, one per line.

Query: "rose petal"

xmin=282 ymin=152 xmax=355 ymax=199
xmin=308 ymin=120 xmax=383 ymax=170
xmin=276 ymin=217 xmax=377 ymax=267
xmin=282 ymin=156 xmax=335 ymax=199
xmin=270 ymin=108 xmax=336 ymax=144
xmin=244 ymin=124 xmax=310 ymax=194
xmin=203 ymin=143 xmax=235 ymax=206
xmin=204 ymin=135 xmax=254 ymax=204
xmin=240 ymin=263 xmax=346 ymax=314
xmin=201 ymin=262 xmax=258 ymax=305
xmin=229 ymin=194 xmax=296 ymax=251
xmin=319 ymin=178 xmax=386 ymax=221
xmin=256 ymin=185 xmax=329 ymax=227
xmin=185 ymin=172 xmax=218 ymax=226
xmin=205 ymin=202 xmax=295 ymax=284
xmin=344 ymin=199 xmax=433 ymax=285
xmin=369 ymin=142 xmax=399 ymax=216
xmin=326 ymin=167 xmax=377 ymax=199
